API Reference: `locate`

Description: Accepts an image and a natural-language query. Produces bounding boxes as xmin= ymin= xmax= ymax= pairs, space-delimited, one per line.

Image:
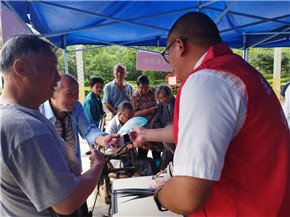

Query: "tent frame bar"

xmin=205 ymin=6 xmax=290 ymax=26
xmin=214 ymin=1 xmax=237 ymax=24
xmin=67 ymin=34 xmax=162 ymax=54
xmin=37 ymin=0 xmax=220 ymax=39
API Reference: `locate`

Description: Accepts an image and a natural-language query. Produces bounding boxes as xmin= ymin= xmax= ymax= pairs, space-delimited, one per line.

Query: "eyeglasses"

xmin=161 ymin=37 xmax=187 ymax=63
xmin=122 ymin=113 xmax=133 ymax=120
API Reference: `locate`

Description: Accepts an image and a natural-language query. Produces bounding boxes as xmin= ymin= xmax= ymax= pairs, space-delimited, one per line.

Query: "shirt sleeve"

xmin=74 ymin=102 xmax=106 ymax=145
xmin=105 ymin=119 xmax=117 ymax=135
xmin=103 ymin=83 xmax=111 ymax=104
xmin=83 ymin=98 xmax=99 ymax=126
xmin=173 ymin=69 xmax=246 ymax=181
xmin=130 ymin=92 xmax=140 ymax=111
xmin=100 ymin=99 xmax=106 ymax=116
xmin=127 ymin=83 xmax=135 ymax=97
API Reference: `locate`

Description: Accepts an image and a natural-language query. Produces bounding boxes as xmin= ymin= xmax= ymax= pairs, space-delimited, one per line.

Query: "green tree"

xmin=56 ymin=48 xmax=77 ymax=77
xmin=55 ymin=45 xmax=289 ymax=88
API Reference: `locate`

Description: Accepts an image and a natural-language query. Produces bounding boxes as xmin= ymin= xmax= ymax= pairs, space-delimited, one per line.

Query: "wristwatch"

xmin=154 ymin=188 xmax=168 ymax=212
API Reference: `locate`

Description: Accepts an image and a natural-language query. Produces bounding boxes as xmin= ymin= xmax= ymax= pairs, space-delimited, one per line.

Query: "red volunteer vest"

xmin=173 ymin=43 xmax=290 ymax=216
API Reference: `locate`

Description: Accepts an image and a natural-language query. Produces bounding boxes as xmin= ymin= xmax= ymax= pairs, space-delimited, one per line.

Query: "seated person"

xmin=105 ymin=101 xmax=135 ymax=168
xmin=153 ymin=84 xmax=176 ymax=170
xmin=83 ymin=76 xmax=106 ymax=128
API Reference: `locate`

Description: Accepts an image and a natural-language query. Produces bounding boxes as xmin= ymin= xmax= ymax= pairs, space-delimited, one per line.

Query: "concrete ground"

xmin=80 ymin=136 xmax=154 ymax=217
xmin=80 ymin=138 xmax=111 ymax=217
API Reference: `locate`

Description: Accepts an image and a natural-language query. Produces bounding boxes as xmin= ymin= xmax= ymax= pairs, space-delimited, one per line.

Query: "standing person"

xmin=153 ymin=84 xmax=176 ymax=170
xmin=131 ymin=12 xmax=290 ymax=216
xmin=103 ymin=63 xmax=134 ymax=118
xmin=0 ymin=35 xmax=112 ymax=216
xmin=280 ymin=81 xmax=290 ymax=100
xmin=83 ymin=76 xmax=106 ymax=128
xmin=39 ymin=74 xmax=119 ymax=171
xmin=283 ymin=86 xmax=290 ymax=128
xmin=130 ymin=75 xmax=158 ymax=159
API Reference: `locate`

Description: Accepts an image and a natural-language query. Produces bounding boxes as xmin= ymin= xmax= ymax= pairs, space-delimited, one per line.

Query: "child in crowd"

xmin=83 ymin=76 xmax=106 ymax=128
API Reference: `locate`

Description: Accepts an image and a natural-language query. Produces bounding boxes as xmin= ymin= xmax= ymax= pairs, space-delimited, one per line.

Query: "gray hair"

xmin=0 ymin=34 xmax=53 ymax=74
xmin=156 ymin=84 xmax=172 ymax=96
xmin=55 ymin=74 xmax=78 ymax=92
xmin=117 ymin=101 xmax=133 ymax=113
xmin=114 ymin=63 xmax=126 ymax=72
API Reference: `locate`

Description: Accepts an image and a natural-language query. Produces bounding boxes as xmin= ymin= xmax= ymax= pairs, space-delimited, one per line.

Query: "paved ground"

xmin=79 ymin=108 xmax=111 ymax=217
xmin=80 ymin=136 xmax=154 ymax=217
xmin=80 ymin=138 xmax=110 ymax=217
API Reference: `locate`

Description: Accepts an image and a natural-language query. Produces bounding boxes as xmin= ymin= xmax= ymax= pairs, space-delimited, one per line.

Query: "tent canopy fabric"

xmin=2 ymin=1 xmax=290 ymax=49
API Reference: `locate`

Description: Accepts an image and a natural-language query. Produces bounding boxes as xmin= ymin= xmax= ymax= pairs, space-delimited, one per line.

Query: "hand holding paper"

xmin=117 ymin=117 xmax=147 ymax=136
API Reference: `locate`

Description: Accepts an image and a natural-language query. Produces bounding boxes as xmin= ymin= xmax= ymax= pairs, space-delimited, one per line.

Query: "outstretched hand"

xmin=97 ymin=134 xmax=120 ymax=148
xmin=129 ymin=127 xmax=148 ymax=148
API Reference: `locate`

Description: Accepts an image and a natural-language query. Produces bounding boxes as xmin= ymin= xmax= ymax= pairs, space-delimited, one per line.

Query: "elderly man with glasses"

xmin=105 ymin=101 xmax=135 ymax=168
xmin=105 ymin=101 xmax=135 ymax=151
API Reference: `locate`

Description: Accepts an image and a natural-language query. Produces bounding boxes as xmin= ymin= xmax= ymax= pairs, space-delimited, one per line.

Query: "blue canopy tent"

xmin=2 ymin=0 xmax=290 ymax=50
xmin=1 ymin=0 xmax=289 ymax=99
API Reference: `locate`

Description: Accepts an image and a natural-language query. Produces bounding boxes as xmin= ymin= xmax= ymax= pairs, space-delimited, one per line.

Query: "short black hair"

xmin=168 ymin=12 xmax=222 ymax=49
xmin=117 ymin=101 xmax=134 ymax=113
xmin=137 ymin=75 xmax=149 ymax=87
xmin=89 ymin=76 xmax=104 ymax=87
xmin=0 ymin=34 xmax=53 ymax=73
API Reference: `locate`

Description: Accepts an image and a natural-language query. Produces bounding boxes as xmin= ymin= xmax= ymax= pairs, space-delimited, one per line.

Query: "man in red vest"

xmin=131 ymin=12 xmax=290 ymax=216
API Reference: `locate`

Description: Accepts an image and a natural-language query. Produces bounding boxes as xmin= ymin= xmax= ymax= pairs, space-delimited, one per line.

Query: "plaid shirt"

xmin=131 ymin=87 xmax=157 ymax=128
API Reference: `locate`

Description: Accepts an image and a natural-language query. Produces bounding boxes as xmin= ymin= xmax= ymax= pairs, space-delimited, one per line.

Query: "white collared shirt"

xmin=173 ymin=53 xmax=247 ymax=181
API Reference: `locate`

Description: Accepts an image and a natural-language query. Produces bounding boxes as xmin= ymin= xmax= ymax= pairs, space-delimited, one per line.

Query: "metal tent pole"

xmin=62 ymin=35 xmax=69 ymax=74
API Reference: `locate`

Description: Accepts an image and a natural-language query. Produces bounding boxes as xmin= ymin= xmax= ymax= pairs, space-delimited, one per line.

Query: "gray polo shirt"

xmin=103 ymin=80 xmax=134 ymax=111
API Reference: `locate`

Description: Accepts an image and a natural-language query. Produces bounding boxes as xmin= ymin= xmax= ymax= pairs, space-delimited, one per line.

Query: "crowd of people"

xmin=1 ymin=11 xmax=289 ymax=217
xmin=0 ymin=35 xmax=174 ymax=217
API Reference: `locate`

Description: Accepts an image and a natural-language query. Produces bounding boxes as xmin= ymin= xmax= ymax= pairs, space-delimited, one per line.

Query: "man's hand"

xmin=89 ymin=145 xmax=104 ymax=168
xmin=95 ymin=134 xmax=120 ymax=148
xmin=130 ymin=128 xmax=154 ymax=149
xmin=130 ymin=126 xmax=174 ymax=145
xmin=129 ymin=127 xmax=147 ymax=145
xmin=148 ymin=106 xmax=157 ymax=114
xmin=150 ymin=162 xmax=173 ymax=188
xmin=104 ymin=103 xmax=117 ymax=115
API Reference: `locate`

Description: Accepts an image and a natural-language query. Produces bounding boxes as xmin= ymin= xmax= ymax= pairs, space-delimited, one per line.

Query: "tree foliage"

xmin=249 ymin=48 xmax=289 ymax=75
xmin=56 ymin=45 xmax=290 ymax=85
